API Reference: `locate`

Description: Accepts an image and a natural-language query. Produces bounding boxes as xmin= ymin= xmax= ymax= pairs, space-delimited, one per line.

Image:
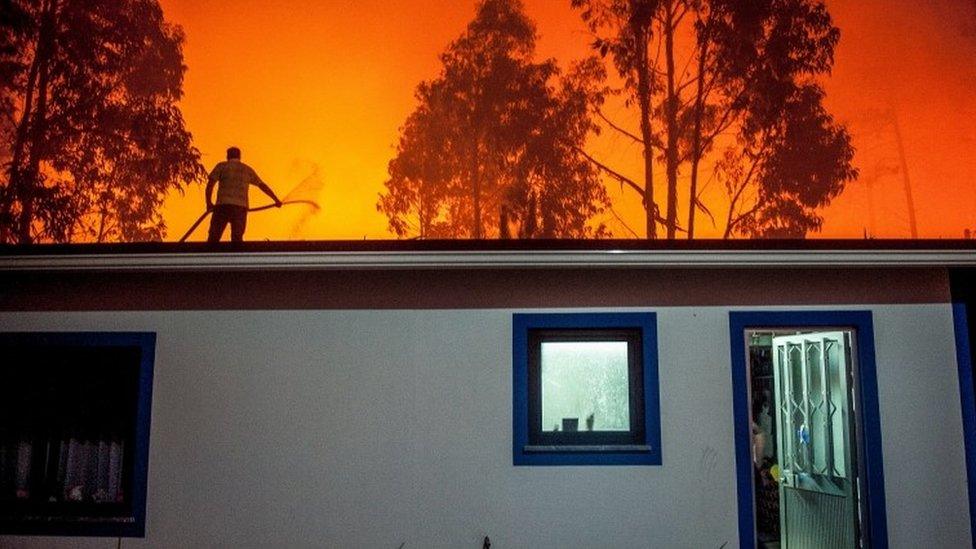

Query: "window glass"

xmin=540 ymin=341 xmax=630 ymax=432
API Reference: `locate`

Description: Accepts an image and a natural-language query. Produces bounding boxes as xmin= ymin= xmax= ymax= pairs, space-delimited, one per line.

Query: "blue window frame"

xmin=728 ymin=311 xmax=887 ymax=548
xmin=513 ymin=313 xmax=661 ymax=466
xmin=0 ymin=332 xmax=155 ymax=538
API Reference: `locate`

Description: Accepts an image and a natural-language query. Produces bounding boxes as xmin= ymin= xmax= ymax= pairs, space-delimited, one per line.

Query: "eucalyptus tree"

xmin=379 ymin=0 xmax=609 ymax=239
xmin=0 ymin=0 xmax=202 ymax=243
xmin=572 ymin=0 xmax=855 ymax=238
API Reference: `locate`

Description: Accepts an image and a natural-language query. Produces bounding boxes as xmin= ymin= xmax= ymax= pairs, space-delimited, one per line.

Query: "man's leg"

xmin=207 ymin=206 xmax=231 ymax=243
xmin=229 ymin=206 xmax=248 ymax=242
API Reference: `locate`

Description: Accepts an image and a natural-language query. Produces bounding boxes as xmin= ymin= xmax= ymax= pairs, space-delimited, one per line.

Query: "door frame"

xmin=729 ymin=311 xmax=888 ymax=548
xmin=950 ymin=269 xmax=976 ymax=546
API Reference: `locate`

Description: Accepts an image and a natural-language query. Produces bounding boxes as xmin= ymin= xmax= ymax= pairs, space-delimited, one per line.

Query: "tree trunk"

xmin=96 ymin=208 xmax=108 ymax=243
xmin=17 ymin=0 xmax=57 ymax=244
xmin=520 ymin=190 xmax=537 ymax=239
xmin=471 ymin=141 xmax=482 ymax=239
xmin=4 ymin=6 xmax=45 ymax=243
xmin=8 ymin=53 xmax=40 ymax=185
xmin=890 ymin=112 xmax=919 ymax=238
xmin=636 ymin=31 xmax=657 ymax=240
xmin=418 ymin=195 xmax=428 ymax=239
xmin=687 ymin=25 xmax=709 ymax=240
xmin=663 ymin=2 xmax=679 ymax=240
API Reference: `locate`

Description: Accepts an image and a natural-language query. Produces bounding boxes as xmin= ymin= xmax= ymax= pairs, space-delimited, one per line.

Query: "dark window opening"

xmin=0 ymin=333 xmax=154 ymax=537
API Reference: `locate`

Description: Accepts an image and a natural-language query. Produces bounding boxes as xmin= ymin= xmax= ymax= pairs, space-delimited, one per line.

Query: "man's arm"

xmin=258 ymin=182 xmax=282 ymax=207
xmin=205 ymin=165 xmax=220 ymax=210
xmin=251 ymin=169 xmax=282 ymax=207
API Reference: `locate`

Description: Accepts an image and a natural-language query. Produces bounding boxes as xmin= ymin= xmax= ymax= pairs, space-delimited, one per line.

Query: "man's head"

xmin=226 ymin=146 xmax=241 ymax=160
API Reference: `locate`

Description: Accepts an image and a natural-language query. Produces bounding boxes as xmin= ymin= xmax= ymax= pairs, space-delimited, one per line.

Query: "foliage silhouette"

xmin=0 ymin=0 xmax=202 ymax=244
xmin=572 ymin=0 xmax=856 ymax=239
xmin=378 ymin=0 xmax=609 ymax=239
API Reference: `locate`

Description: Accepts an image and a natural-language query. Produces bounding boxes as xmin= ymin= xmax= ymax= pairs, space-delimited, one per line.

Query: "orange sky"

xmin=159 ymin=0 xmax=976 ymax=240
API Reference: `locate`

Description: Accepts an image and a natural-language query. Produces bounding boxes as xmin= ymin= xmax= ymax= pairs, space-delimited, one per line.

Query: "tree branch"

xmin=723 ymin=143 xmax=767 ymax=238
xmin=673 ymin=1 xmax=692 ymax=28
xmin=725 ymin=195 xmax=765 ymax=239
xmin=596 ymin=110 xmax=644 ymax=145
xmin=608 ymin=205 xmax=640 ymax=238
xmin=573 ymin=145 xmax=644 ymax=197
xmin=695 ymin=196 xmax=715 ymax=226
xmin=573 ymin=145 xmax=685 ymax=232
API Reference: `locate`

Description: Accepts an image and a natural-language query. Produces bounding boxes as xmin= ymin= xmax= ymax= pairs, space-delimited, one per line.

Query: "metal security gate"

xmin=772 ymin=332 xmax=860 ymax=549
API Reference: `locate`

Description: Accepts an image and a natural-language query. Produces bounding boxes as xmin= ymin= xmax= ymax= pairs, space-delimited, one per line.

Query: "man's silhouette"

xmin=205 ymin=146 xmax=282 ymax=242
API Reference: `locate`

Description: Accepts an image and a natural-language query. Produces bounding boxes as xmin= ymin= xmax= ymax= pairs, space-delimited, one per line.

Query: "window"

xmin=0 ymin=332 xmax=155 ymax=537
xmin=513 ymin=313 xmax=661 ymax=465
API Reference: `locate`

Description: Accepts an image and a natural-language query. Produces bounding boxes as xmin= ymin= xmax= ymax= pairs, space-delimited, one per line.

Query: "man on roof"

xmin=205 ymin=146 xmax=282 ymax=243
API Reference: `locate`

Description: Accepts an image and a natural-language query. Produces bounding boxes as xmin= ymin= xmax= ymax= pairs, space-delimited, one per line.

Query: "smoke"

xmin=281 ymin=164 xmax=327 ymax=239
xmin=817 ymin=0 xmax=976 ymax=237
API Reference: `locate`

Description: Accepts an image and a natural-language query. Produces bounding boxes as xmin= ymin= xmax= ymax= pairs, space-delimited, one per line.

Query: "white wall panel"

xmin=0 ymin=304 xmax=968 ymax=548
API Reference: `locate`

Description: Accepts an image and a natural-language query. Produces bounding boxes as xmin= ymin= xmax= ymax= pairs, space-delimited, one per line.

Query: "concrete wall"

xmin=0 ymin=303 xmax=970 ymax=548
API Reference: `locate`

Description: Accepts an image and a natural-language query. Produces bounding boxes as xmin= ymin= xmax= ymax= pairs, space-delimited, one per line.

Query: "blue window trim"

xmin=513 ymin=312 xmax=661 ymax=466
xmin=728 ymin=311 xmax=887 ymax=549
xmin=0 ymin=332 xmax=155 ymax=538
xmin=952 ymin=302 xmax=976 ymax=545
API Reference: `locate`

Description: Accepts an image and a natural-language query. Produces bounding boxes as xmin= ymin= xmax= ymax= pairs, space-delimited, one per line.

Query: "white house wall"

xmin=0 ymin=303 xmax=969 ymax=548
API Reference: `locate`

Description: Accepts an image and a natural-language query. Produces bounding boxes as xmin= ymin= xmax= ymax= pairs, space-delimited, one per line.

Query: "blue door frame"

xmin=950 ymin=267 xmax=976 ymax=546
xmin=728 ymin=311 xmax=888 ymax=549
xmin=953 ymin=303 xmax=976 ymax=545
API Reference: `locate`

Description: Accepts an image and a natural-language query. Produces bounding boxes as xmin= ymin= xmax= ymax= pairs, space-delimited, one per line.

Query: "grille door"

xmin=772 ymin=332 xmax=859 ymax=548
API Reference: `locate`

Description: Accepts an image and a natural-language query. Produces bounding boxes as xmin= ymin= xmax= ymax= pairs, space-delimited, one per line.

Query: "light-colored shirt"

xmin=208 ymin=159 xmax=266 ymax=208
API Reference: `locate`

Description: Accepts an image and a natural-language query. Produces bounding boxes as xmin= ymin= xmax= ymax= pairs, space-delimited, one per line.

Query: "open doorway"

xmin=730 ymin=312 xmax=887 ymax=549
xmin=749 ymin=329 xmax=861 ymax=548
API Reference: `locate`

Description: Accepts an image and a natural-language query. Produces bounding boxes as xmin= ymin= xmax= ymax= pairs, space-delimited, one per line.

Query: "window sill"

xmin=523 ymin=444 xmax=654 ymax=453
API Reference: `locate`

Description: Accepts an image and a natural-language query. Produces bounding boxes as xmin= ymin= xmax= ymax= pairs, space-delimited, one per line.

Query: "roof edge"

xmin=3 ymin=248 xmax=976 ymax=272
